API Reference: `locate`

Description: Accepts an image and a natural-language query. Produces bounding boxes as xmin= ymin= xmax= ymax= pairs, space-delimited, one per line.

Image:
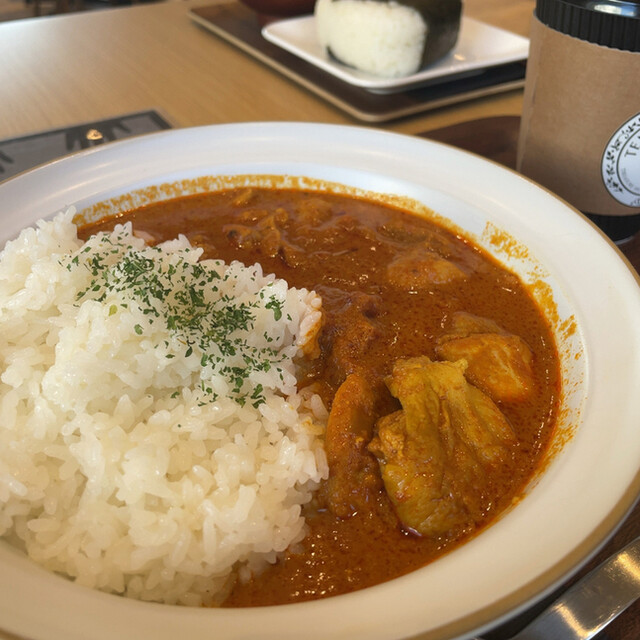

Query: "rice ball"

xmin=315 ymin=0 xmax=462 ymax=78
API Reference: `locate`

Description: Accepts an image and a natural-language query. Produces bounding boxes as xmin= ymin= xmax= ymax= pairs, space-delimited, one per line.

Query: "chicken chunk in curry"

xmin=368 ymin=356 xmax=517 ymax=537
xmin=386 ymin=243 xmax=468 ymax=289
xmin=323 ymin=373 xmax=386 ymax=518
xmin=436 ymin=312 xmax=536 ymax=403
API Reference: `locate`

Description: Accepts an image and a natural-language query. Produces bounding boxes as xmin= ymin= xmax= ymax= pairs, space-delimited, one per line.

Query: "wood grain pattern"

xmin=0 ymin=0 xmax=531 ymax=140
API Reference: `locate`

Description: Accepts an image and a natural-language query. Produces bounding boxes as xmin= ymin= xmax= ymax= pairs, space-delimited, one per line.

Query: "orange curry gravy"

xmin=78 ymin=187 xmax=560 ymax=607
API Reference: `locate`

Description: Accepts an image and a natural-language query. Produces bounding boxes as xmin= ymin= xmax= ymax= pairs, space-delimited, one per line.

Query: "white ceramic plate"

xmin=262 ymin=16 xmax=529 ymax=94
xmin=1 ymin=123 xmax=639 ymax=640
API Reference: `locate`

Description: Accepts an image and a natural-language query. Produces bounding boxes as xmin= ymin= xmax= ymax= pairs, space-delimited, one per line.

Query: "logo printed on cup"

xmin=602 ymin=112 xmax=640 ymax=208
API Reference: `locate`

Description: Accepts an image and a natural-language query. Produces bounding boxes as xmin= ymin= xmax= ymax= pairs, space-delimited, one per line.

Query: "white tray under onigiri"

xmin=262 ymin=15 xmax=529 ymax=94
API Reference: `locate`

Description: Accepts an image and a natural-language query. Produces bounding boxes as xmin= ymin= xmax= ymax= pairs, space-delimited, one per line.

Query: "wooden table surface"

xmin=0 ymin=0 xmax=534 ymax=140
xmin=0 ymin=1 xmax=639 ymax=638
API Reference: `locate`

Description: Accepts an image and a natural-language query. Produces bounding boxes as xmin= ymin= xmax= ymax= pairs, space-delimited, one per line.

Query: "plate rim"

xmin=0 ymin=121 xmax=639 ymax=640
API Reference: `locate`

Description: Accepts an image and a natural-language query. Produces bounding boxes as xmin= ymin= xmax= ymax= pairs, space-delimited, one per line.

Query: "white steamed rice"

xmin=0 ymin=209 xmax=329 ymax=606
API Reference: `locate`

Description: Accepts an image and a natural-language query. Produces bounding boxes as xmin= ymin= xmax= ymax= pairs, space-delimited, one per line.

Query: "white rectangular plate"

xmin=262 ymin=15 xmax=529 ymax=94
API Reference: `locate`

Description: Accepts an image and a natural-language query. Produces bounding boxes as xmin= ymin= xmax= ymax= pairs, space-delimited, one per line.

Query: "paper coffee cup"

xmin=517 ymin=0 xmax=640 ymax=241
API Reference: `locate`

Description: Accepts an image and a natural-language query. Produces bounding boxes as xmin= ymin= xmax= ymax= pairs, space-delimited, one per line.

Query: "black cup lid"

xmin=536 ymin=0 xmax=640 ymax=51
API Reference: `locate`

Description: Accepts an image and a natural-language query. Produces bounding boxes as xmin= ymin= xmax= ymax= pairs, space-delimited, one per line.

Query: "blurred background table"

xmin=0 ymin=0 xmax=638 ymax=638
xmin=0 ymin=0 xmax=533 ymax=140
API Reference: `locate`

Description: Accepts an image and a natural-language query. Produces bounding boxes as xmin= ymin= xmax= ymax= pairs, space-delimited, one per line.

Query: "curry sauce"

xmin=79 ymin=187 xmax=560 ymax=606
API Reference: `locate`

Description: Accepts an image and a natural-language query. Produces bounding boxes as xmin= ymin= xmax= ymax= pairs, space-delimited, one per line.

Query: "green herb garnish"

xmin=65 ymin=230 xmax=290 ymax=406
